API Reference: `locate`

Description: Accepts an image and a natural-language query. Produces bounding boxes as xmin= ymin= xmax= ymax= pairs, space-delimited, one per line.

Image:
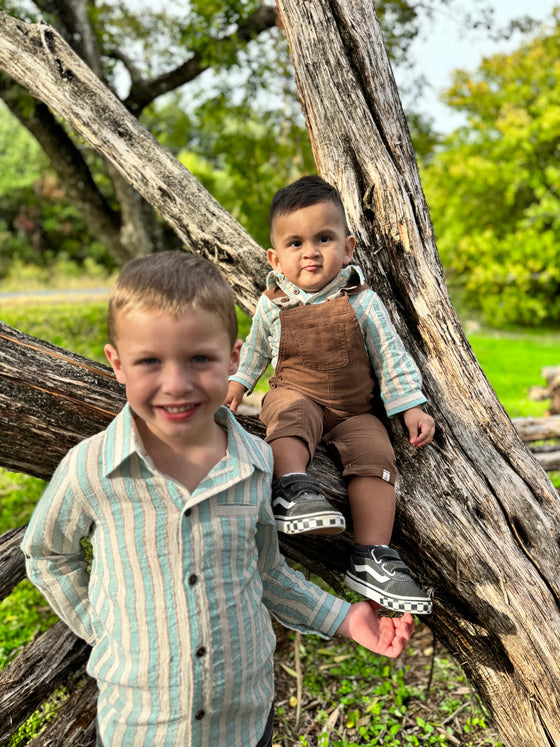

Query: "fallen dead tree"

xmin=513 ymin=415 xmax=560 ymax=473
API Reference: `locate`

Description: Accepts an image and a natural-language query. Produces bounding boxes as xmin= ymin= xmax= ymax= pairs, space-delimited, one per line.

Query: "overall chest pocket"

xmin=292 ymin=321 xmax=350 ymax=371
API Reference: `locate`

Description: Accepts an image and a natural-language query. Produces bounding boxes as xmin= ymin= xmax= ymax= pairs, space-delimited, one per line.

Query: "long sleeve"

xmin=357 ymin=290 xmax=427 ymax=417
xmin=21 ymin=452 xmax=95 ymax=643
xmin=230 ymin=295 xmax=277 ymax=392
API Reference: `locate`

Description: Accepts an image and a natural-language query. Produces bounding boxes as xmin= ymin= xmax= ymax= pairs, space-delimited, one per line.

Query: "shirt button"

xmin=188 ymin=574 xmax=198 ymax=585
xmin=195 ymin=710 xmax=205 ymax=720
xmin=196 ymin=646 xmax=207 ymax=657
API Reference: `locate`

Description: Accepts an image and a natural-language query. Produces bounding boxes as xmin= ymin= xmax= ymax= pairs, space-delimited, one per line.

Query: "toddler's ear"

xmin=267 ymin=248 xmax=281 ymax=272
xmin=104 ymin=344 xmax=126 ymax=384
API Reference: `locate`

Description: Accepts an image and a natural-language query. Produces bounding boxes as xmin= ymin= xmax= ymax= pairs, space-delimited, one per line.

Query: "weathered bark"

xmin=0 ymin=622 xmax=90 ymax=744
xmin=275 ymin=1 xmax=560 ymax=744
xmin=0 ymin=322 xmax=125 ymax=479
xmin=30 ymin=676 xmax=98 ymax=747
xmin=1 ymin=5 xmax=560 ymax=746
xmin=0 ymin=12 xmax=267 ymax=316
xmin=0 ymin=526 xmax=26 ymax=601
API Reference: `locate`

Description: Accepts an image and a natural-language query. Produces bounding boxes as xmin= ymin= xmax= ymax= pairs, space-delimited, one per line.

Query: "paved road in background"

xmin=0 ymin=288 xmax=110 ymax=302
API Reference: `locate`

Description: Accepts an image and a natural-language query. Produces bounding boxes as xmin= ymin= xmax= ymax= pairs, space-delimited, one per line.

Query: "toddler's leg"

xmin=325 ymin=414 xmax=432 ymax=614
xmin=260 ymin=389 xmax=346 ymax=535
xmin=344 ymin=476 xmax=432 ymax=614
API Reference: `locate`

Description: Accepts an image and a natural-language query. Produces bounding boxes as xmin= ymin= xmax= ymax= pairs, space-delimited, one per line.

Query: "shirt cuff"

xmin=385 ymin=393 xmax=427 ymax=418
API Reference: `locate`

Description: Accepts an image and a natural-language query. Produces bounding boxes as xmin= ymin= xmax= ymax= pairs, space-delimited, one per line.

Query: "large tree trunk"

xmin=1 ymin=6 xmax=560 ymax=745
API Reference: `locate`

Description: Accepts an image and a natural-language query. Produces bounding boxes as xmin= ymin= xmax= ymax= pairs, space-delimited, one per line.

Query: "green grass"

xmin=469 ymin=328 xmax=560 ymax=418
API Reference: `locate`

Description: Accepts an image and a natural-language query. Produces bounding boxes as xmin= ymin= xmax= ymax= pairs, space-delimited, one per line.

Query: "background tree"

xmin=0 ymin=0 xmax=527 ymax=271
xmin=421 ymin=8 xmax=560 ymax=326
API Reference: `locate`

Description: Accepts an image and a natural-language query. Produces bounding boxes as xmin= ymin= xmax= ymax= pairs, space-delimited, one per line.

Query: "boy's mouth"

xmin=158 ymin=404 xmax=200 ymax=419
xmin=162 ymin=405 xmax=193 ymax=413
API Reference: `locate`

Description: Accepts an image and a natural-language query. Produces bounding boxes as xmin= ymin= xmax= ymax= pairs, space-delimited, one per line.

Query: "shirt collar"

xmin=266 ymin=264 xmax=364 ymax=304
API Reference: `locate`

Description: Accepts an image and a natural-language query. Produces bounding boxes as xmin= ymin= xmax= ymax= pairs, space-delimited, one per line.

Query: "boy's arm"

xmin=21 ymin=456 xmax=95 ymax=643
xmin=336 ymin=601 xmax=414 ymax=657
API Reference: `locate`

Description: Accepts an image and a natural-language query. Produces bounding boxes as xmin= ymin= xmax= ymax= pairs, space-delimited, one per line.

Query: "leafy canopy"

xmin=421 ymin=9 xmax=560 ymax=326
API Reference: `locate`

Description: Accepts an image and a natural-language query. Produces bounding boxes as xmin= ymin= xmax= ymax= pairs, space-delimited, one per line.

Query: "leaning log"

xmin=276 ymin=0 xmax=560 ymax=743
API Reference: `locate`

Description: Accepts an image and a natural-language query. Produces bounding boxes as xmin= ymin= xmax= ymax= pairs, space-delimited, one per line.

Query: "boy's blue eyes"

xmin=137 ymin=355 xmax=211 ymax=366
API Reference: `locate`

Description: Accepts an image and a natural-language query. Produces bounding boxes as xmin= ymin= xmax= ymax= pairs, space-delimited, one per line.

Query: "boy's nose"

xmin=162 ymin=365 xmax=193 ymax=394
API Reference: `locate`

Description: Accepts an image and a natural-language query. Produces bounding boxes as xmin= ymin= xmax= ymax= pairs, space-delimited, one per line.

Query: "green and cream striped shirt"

xmin=22 ymin=405 xmax=349 ymax=746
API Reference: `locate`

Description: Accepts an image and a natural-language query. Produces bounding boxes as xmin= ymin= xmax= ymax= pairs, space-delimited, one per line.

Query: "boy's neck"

xmin=135 ymin=417 xmax=228 ymax=493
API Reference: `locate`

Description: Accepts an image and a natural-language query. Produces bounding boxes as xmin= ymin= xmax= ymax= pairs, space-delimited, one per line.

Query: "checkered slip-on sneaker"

xmin=344 ymin=545 xmax=432 ymax=615
xmin=271 ymin=474 xmax=346 ymax=535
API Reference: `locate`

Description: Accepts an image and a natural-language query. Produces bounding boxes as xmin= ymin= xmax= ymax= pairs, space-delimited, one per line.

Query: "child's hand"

xmin=224 ymin=381 xmax=248 ymax=412
xmin=336 ymin=601 xmax=414 ymax=657
xmin=403 ymin=406 xmax=435 ymax=448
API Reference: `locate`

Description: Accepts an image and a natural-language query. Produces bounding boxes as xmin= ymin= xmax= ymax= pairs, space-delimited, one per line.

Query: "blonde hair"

xmin=107 ymin=251 xmax=238 ymax=345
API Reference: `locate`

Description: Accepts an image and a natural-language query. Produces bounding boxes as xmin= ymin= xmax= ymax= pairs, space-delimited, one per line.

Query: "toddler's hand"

xmin=403 ymin=406 xmax=435 ymax=448
xmin=336 ymin=601 xmax=414 ymax=657
xmin=224 ymin=381 xmax=248 ymax=412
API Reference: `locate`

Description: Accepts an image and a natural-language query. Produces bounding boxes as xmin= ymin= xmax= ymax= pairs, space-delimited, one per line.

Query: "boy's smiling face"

xmin=105 ymin=307 xmax=241 ymax=453
xmin=267 ymin=201 xmax=355 ymax=293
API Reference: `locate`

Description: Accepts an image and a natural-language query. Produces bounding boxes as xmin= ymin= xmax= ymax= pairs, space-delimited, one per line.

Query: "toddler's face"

xmin=104 ymin=307 xmax=241 ymax=452
xmin=267 ymin=201 xmax=355 ymax=293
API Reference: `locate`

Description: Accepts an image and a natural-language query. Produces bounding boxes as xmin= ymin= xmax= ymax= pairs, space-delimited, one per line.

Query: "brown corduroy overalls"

xmin=259 ymin=284 xmax=397 ymax=484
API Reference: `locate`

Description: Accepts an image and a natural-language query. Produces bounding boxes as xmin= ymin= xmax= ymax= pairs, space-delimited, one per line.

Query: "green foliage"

xmin=0 ymin=105 xmax=117 ymax=274
xmin=0 ymin=580 xmax=58 ymax=671
xmin=277 ymin=630 xmax=500 ymax=746
xmin=180 ymin=102 xmax=315 ymax=247
xmin=468 ymin=327 xmax=560 ymax=417
xmin=421 ymin=9 xmax=560 ymax=325
xmin=6 ymin=687 xmax=68 ymax=747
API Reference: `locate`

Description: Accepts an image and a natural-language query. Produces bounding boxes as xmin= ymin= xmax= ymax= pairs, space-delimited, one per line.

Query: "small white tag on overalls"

xmin=382 ymin=470 xmax=391 ymax=482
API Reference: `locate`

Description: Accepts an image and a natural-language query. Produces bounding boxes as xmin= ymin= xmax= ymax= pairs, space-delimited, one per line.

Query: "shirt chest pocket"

xmin=207 ymin=504 xmax=259 ymax=552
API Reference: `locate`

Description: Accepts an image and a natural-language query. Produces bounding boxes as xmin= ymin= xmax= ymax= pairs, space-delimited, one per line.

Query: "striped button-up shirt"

xmin=22 ymin=405 xmax=349 ymax=746
xmin=230 ymin=265 xmax=426 ymax=417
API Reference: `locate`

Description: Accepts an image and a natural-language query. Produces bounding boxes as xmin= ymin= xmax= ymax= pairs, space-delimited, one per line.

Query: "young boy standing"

xmin=226 ymin=176 xmax=435 ymax=616
xmin=21 ymin=251 xmax=413 ymax=747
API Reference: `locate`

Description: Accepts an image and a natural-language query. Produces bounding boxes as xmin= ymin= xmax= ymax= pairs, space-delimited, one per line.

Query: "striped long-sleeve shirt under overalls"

xmin=21 ymin=405 xmax=350 ymax=746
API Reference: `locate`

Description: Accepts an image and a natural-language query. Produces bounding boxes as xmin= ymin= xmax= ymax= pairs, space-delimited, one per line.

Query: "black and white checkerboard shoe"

xmin=344 ymin=545 xmax=432 ymax=615
xmin=271 ymin=474 xmax=346 ymax=535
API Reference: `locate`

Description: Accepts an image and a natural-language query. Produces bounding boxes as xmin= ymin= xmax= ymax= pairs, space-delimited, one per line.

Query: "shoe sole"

xmin=275 ymin=513 xmax=346 ymax=536
xmin=344 ymin=571 xmax=432 ymax=615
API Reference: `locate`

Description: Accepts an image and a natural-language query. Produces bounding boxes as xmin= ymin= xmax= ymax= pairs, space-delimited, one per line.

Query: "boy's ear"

xmin=267 ymin=247 xmax=281 ymax=272
xmin=228 ymin=339 xmax=243 ymax=376
xmin=104 ymin=344 xmax=126 ymax=384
